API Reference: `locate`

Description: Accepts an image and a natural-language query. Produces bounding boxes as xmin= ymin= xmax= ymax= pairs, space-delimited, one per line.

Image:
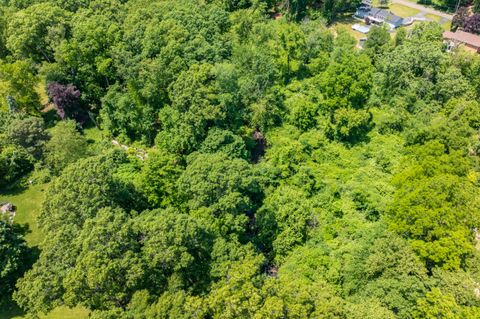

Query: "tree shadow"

xmin=0 ymin=299 xmax=26 ymax=319
xmin=42 ymin=108 xmax=60 ymax=129
xmin=0 ymin=183 xmax=28 ymax=197
xmin=0 ymin=225 xmax=39 ymax=319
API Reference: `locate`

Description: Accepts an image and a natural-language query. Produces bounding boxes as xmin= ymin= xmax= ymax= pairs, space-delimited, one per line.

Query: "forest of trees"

xmin=1 ymin=0 xmax=480 ymax=318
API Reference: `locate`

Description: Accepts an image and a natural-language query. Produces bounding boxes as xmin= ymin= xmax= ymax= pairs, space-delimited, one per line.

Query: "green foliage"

xmin=63 ymin=207 xmax=143 ymax=310
xmin=138 ymin=150 xmax=182 ymax=208
xmin=0 ymin=60 xmax=40 ymax=113
xmin=319 ymin=51 xmax=373 ymax=111
xmin=317 ymin=51 xmax=374 ymax=141
xmin=5 ymin=116 xmax=49 ymax=158
xmin=44 ymin=120 xmax=88 ymax=174
xmin=100 ymin=84 xmax=155 ymax=143
xmin=388 ymin=141 xmax=480 ymax=270
xmin=6 ymin=2 xmax=70 ymax=62
xmin=38 ymin=152 xmax=124 ymax=234
xmin=206 ymin=240 xmax=265 ymax=318
xmin=0 ymin=219 xmax=30 ymax=304
xmin=283 ymin=79 xmax=321 ymax=131
xmin=197 ymin=128 xmax=248 ymax=160
xmin=178 ymin=152 xmax=261 ymax=235
xmin=157 ymin=63 xmax=226 ymax=153
xmin=363 ymin=25 xmax=391 ymax=59
xmin=0 ymin=145 xmax=34 ymax=187
xmin=257 ymin=185 xmax=313 ymax=263
xmin=51 ymin=0 xmax=123 ymax=106
xmin=342 ymin=229 xmax=428 ymax=317
xmin=2 ymin=3 xmax=480 ymax=319
xmin=134 ymin=209 xmax=212 ymax=294
xmin=0 ymin=6 xmax=10 ymax=58
xmin=282 ymin=0 xmax=361 ymax=23
xmin=413 ymin=288 xmax=480 ymax=319
xmin=14 ymin=152 xmax=133 ymax=314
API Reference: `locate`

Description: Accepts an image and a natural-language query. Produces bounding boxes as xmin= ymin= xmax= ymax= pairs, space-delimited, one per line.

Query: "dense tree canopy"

xmin=0 ymin=218 xmax=30 ymax=304
xmin=1 ymin=1 xmax=480 ymax=318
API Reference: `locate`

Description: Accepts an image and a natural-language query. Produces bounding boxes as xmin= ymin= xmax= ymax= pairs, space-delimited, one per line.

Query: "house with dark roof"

xmin=355 ymin=6 xmax=404 ymax=29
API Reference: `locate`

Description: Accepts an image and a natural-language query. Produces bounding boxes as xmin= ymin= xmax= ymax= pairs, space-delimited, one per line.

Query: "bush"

xmin=0 ymin=145 xmax=34 ymax=188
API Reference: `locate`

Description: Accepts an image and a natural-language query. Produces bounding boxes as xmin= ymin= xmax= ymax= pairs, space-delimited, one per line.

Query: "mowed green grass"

xmin=442 ymin=20 xmax=452 ymax=31
xmin=39 ymin=307 xmax=89 ymax=319
xmin=330 ymin=15 xmax=367 ymax=42
xmin=425 ymin=13 xmax=441 ymax=22
xmin=389 ymin=3 xmax=420 ymax=18
xmin=0 ymin=185 xmax=90 ymax=319
xmin=0 ymin=305 xmax=90 ymax=319
xmin=0 ymin=183 xmax=46 ymax=246
xmin=424 ymin=13 xmax=451 ymax=30
xmin=399 ymin=0 xmax=455 ymax=12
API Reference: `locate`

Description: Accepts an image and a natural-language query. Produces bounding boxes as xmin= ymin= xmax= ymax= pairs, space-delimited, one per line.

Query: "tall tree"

xmin=0 ymin=60 xmax=40 ymax=113
xmin=5 ymin=116 xmax=49 ymax=159
xmin=44 ymin=120 xmax=88 ymax=174
xmin=6 ymin=3 xmax=70 ymax=62
xmin=47 ymin=82 xmax=86 ymax=124
xmin=388 ymin=141 xmax=480 ymax=270
xmin=0 ymin=218 xmax=30 ymax=304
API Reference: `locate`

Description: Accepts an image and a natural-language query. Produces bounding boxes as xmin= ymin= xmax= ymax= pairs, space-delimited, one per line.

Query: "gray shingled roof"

xmin=358 ymin=7 xmax=403 ymax=25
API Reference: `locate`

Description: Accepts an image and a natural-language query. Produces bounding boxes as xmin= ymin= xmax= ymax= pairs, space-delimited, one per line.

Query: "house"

xmin=443 ymin=30 xmax=480 ymax=53
xmin=355 ymin=7 xmax=404 ymax=29
xmin=386 ymin=13 xmax=404 ymax=29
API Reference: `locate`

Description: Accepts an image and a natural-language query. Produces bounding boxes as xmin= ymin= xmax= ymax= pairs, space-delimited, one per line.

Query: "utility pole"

xmin=455 ymin=0 xmax=461 ymax=13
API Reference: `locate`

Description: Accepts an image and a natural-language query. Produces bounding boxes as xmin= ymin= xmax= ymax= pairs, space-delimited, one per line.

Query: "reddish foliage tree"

xmin=464 ymin=13 xmax=480 ymax=34
xmin=47 ymin=82 xmax=87 ymax=125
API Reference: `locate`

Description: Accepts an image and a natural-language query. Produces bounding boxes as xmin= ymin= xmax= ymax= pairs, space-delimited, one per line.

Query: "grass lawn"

xmin=424 ymin=13 xmax=451 ymax=30
xmin=83 ymin=125 xmax=107 ymax=154
xmin=330 ymin=15 xmax=367 ymax=42
xmin=0 ymin=183 xmax=47 ymax=246
xmin=35 ymin=307 xmax=89 ymax=319
xmin=389 ymin=3 xmax=420 ymax=18
xmin=424 ymin=13 xmax=441 ymax=21
xmin=0 ymin=304 xmax=90 ymax=319
xmin=442 ymin=20 xmax=452 ymax=31
xmin=401 ymin=0 xmax=455 ymax=13
xmin=83 ymin=125 xmax=104 ymax=141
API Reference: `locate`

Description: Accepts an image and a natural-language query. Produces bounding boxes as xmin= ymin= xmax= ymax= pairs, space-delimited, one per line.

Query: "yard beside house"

xmin=389 ymin=3 xmax=420 ymax=17
xmin=330 ymin=15 xmax=368 ymax=41
xmin=0 ymin=184 xmax=45 ymax=246
xmin=338 ymin=0 xmax=453 ymax=47
xmin=0 ymin=184 xmax=90 ymax=319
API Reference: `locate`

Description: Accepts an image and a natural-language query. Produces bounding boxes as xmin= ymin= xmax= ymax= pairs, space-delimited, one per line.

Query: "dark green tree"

xmin=5 ymin=116 xmax=49 ymax=159
xmin=0 ymin=219 xmax=30 ymax=304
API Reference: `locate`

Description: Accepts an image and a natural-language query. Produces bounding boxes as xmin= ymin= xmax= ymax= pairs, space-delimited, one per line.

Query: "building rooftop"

xmin=443 ymin=30 xmax=480 ymax=48
xmin=356 ymin=7 xmax=403 ymax=26
xmin=387 ymin=13 xmax=403 ymax=24
xmin=352 ymin=24 xmax=371 ymax=34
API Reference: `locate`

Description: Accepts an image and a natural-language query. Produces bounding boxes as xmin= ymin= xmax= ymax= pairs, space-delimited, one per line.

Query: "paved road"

xmin=391 ymin=0 xmax=453 ymax=20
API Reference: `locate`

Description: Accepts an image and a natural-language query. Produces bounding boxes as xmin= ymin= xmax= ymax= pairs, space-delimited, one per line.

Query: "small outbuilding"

xmin=352 ymin=24 xmax=371 ymax=34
